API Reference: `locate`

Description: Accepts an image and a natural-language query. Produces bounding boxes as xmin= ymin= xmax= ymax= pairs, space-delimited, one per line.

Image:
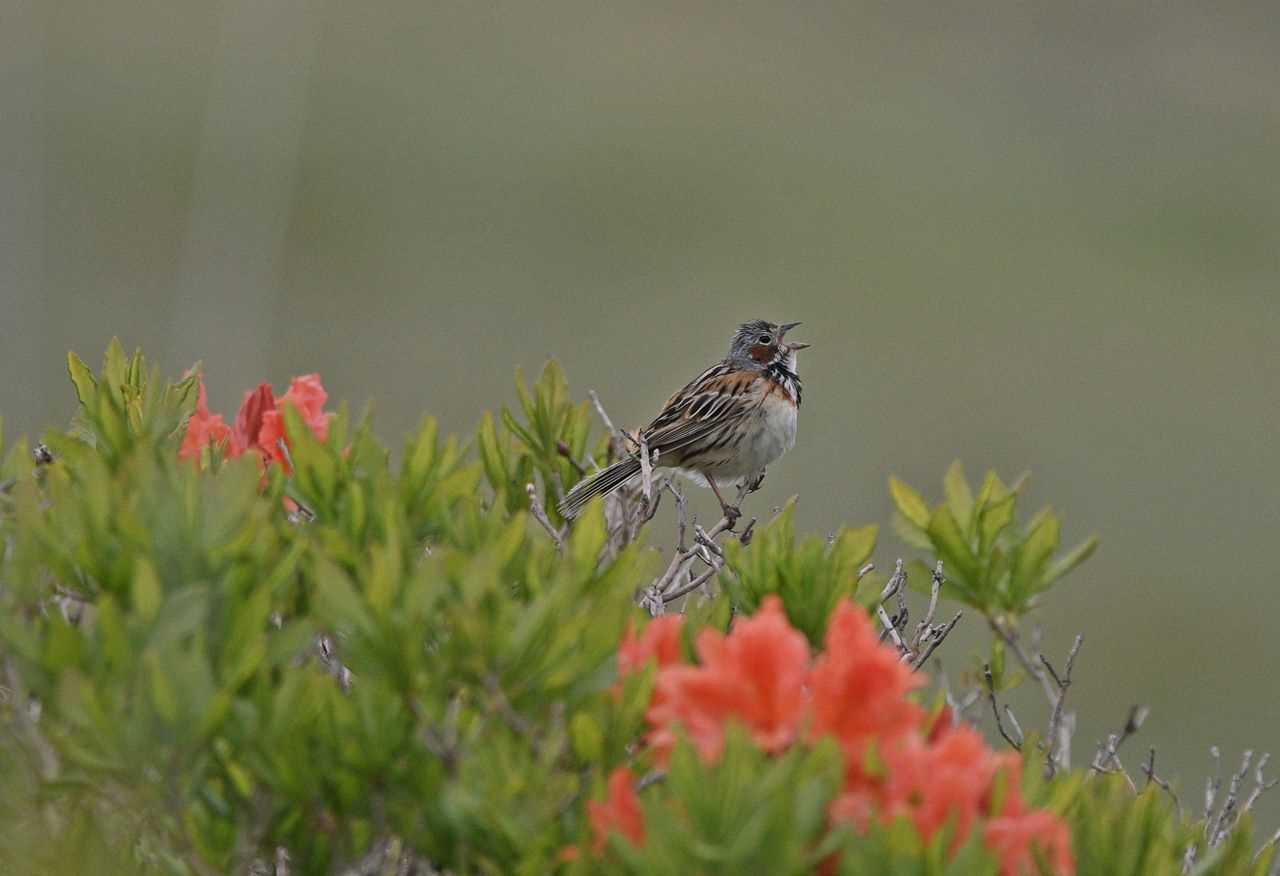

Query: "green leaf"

xmin=943 ymin=460 xmax=974 ymax=530
xmin=283 ymin=404 xmax=337 ymax=507
xmin=1011 ymin=510 xmax=1060 ymax=597
xmin=978 ymin=493 xmax=1016 ymax=556
xmin=889 ymin=476 xmax=931 ymax=530
xmin=1040 ymin=535 xmax=1099 ymax=589
xmin=67 ymin=351 xmax=98 ymax=407
xmin=144 ymin=650 xmax=180 ymax=723
xmin=926 ymin=505 xmax=979 ymax=597
xmin=570 ymin=712 xmax=604 ymax=762
xmin=477 ymin=411 xmax=508 ymax=493
xmin=131 ymin=558 xmax=162 ymax=622
xmin=101 ymin=337 xmax=129 ymax=398
xmin=313 ymin=560 xmax=377 ymax=640
xmin=147 ymin=587 xmax=209 ymax=650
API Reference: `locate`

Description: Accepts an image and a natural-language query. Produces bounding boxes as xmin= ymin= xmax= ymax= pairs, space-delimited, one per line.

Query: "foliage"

xmin=721 ymin=500 xmax=876 ymax=647
xmin=0 ymin=343 xmax=1271 ymax=876
xmin=890 ymin=462 xmax=1098 ymax=615
xmin=478 ymin=361 xmax=605 ymax=521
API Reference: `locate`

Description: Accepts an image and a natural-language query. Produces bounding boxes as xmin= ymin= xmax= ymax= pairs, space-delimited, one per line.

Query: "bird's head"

xmin=728 ymin=319 xmax=809 ymax=371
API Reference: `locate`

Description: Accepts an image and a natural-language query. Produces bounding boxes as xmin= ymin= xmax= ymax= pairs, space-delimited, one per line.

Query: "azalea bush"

xmin=0 ymin=341 xmax=1275 ymax=876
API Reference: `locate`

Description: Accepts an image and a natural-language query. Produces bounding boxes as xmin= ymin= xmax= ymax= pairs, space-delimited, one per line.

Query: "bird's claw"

xmin=720 ymin=503 xmax=742 ymax=528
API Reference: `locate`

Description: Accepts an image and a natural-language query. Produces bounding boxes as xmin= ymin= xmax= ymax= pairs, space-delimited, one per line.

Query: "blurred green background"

xmin=2 ymin=0 xmax=1277 ymax=822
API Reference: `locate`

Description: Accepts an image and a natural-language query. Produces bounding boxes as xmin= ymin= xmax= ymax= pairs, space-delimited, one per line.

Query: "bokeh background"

xmin=3 ymin=0 xmax=1278 ymax=823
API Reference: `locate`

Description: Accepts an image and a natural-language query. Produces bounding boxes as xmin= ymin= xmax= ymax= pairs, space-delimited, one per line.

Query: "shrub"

xmin=0 ymin=342 xmax=1273 ymax=875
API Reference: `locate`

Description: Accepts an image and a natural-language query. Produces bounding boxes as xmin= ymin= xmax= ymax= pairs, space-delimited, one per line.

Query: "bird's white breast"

xmin=734 ymin=391 xmax=797 ymax=476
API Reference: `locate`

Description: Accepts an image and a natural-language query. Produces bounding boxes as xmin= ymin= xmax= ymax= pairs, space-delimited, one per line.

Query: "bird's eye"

xmin=757 ymin=334 xmax=773 ymax=344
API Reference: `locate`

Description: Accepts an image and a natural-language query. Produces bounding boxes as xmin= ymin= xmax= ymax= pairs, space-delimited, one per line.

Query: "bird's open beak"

xmin=779 ymin=322 xmax=810 ymax=350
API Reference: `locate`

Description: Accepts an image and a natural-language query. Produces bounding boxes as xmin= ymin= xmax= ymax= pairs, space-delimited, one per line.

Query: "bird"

xmin=558 ymin=319 xmax=808 ymax=521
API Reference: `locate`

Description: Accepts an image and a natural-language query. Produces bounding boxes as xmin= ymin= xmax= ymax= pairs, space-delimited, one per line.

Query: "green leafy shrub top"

xmin=0 ymin=343 xmax=1272 ymax=876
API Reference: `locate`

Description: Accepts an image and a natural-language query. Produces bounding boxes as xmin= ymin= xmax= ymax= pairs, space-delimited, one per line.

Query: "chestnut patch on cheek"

xmin=749 ymin=344 xmax=774 ymax=362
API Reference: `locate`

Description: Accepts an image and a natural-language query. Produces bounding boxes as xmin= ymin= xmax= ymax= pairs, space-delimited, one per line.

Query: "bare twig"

xmin=1199 ymin=748 xmax=1278 ymax=850
xmin=644 ymin=475 xmax=760 ymax=615
xmin=938 ymin=664 xmax=982 ymax=721
xmin=525 ymin=482 xmax=565 ymax=549
xmin=912 ymin=611 xmax=962 ymax=670
xmin=983 ymin=663 xmax=1022 ymax=751
xmin=1205 ymin=746 xmax=1223 ymax=826
xmin=1043 ymin=634 xmax=1083 ymax=778
xmin=635 ymin=770 xmax=666 ymax=791
xmin=1208 ymin=750 xmax=1252 ymax=847
xmin=1241 ymin=752 xmax=1278 ymax=816
xmin=587 ymin=390 xmax=623 ymax=443
xmin=1003 ymin=706 xmax=1025 ymax=747
xmin=911 ymin=561 xmax=943 ymax=650
xmin=1090 ymin=705 xmax=1147 ymax=793
xmin=989 ymin=617 xmax=1086 ymax=777
xmin=868 ymin=561 xmax=961 ymax=669
xmin=485 ymin=675 xmax=534 ymax=738
xmin=555 ymin=441 xmax=586 ymax=476
xmin=638 ymin=436 xmax=653 ymax=502
xmin=879 ymin=559 xmax=906 ymax=602
xmin=669 ymin=482 xmax=688 ymax=551
xmin=1142 ymin=747 xmax=1182 ymax=818
xmin=663 ymin=569 xmax=718 ymax=605
xmin=988 ymin=618 xmax=1059 ymax=708
xmin=638 ymin=585 xmax=665 ymax=617
xmin=877 ymin=604 xmax=909 ymax=656
xmin=693 ymin=525 xmax=724 ymax=558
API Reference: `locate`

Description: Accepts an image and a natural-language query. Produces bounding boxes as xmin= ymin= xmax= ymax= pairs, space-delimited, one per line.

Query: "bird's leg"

xmin=705 ymin=475 xmax=741 ymax=527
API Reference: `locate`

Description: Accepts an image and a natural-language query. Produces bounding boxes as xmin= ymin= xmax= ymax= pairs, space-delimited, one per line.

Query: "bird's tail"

xmin=557 ymin=457 xmax=642 ymax=519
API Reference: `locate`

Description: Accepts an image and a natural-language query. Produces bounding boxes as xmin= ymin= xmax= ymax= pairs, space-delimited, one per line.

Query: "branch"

xmin=983 ymin=663 xmax=1022 ymax=751
xmin=1142 ymin=747 xmax=1182 ymax=819
xmin=525 ymin=482 xmax=565 ymax=549
xmin=1043 ymin=634 xmax=1083 ymax=778
xmin=1090 ymin=704 xmax=1148 ymax=792
xmin=555 ymin=441 xmax=586 ymax=477
xmin=912 ymin=611 xmax=962 ymax=670
xmin=877 ymin=604 xmax=909 ymax=656
xmin=646 ymin=476 xmax=761 ymax=615
xmin=638 ymin=436 xmax=654 ymax=503
xmin=588 ymin=389 xmax=623 ymax=443
xmin=989 ymin=617 xmax=1085 ymax=777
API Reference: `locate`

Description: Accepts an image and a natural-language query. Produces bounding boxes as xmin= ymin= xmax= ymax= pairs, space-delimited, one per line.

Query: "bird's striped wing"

xmin=641 ymin=363 xmax=762 ymax=455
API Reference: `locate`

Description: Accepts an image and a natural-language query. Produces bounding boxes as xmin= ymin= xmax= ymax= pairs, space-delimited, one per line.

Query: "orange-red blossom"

xmin=589 ymin=597 xmax=1074 ymax=875
xmin=180 ymin=373 xmax=331 ymax=474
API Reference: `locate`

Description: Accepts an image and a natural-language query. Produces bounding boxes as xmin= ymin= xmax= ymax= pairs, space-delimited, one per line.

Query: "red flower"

xmin=618 ymin=616 xmax=684 ymax=679
xmin=647 ymin=596 xmax=809 ymax=762
xmin=827 ymin=788 xmax=876 ymax=831
xmin=587 ymin=767 xmax=645 ymax=853
xmin=809 ymin=600 xmax=924 ymax=785
xmin=985 ymin=808 xmax=1075 ymax=876
xmin=619 ymin=594 xmax=1075 ymax=874
xmin=877 ymin=726 xmax=1010 ymax=847
xmin=233 ymin=382 xmax=276 ymax=457
xmin=257 ymin=374 xmax=332 ymax=472
xmin=179 ymin=372 xmax=332 ymax=479
xmin=179 ymin=377 xmax=233 ymax=462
